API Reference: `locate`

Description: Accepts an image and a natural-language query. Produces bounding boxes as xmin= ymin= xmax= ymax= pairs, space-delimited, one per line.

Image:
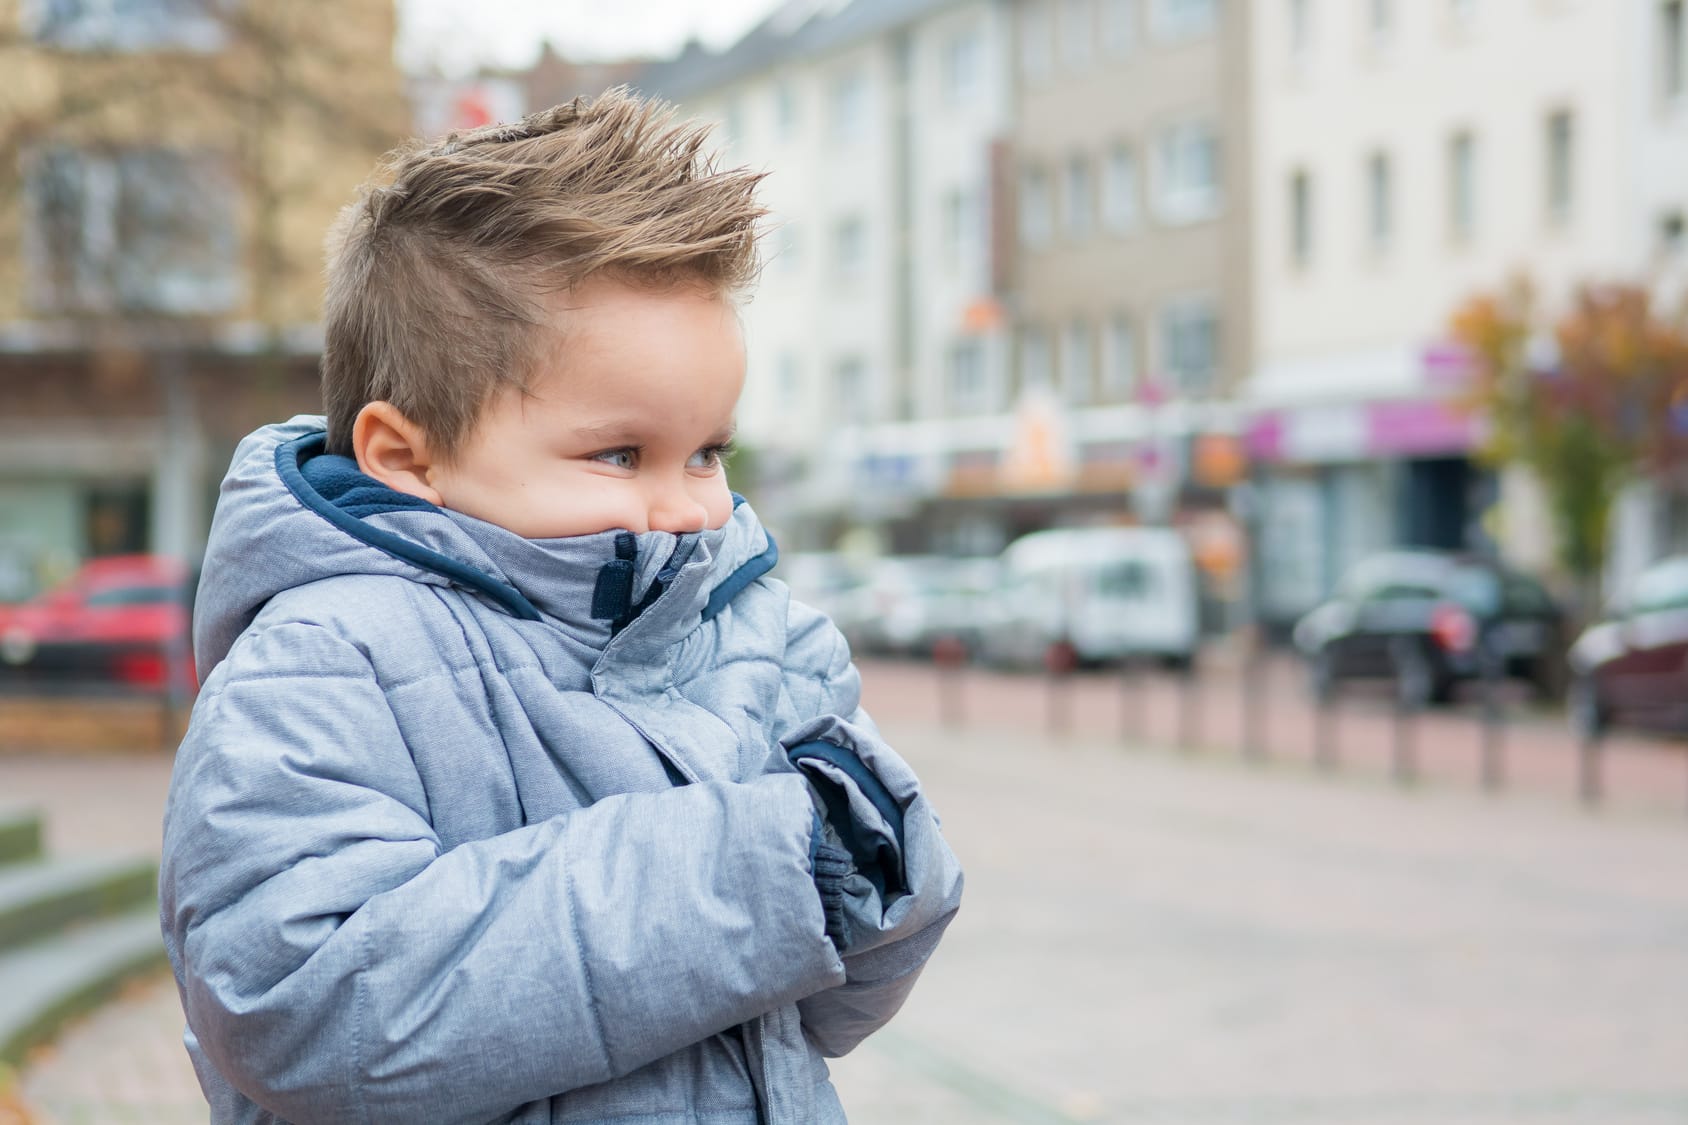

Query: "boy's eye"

xmin=593 ymin=449 xmax=637 ymax=470
xmin=688 ymin=444 xmax=733 ymax=471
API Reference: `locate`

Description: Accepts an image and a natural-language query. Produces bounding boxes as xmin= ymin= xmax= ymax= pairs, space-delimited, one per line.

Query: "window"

xmin=830 ymin=69 xmax=868 ymax=140
xmin=1154 ymin=121 xmax=1221 ymax=223
xmin=1289 ymin=168 xmax=1313 ymax=266
xmin=1150 ymin=0 xmax=1217 ymax=41
xmin=1666 ymin=2 xmax=1687 ymax=101
xmin=1063 ymin=153 xmax=1095 ymax=238
xmin=774 ymin=222 xmax=802 ymax=276
xmin=723 ymin=98 xmax=745 ymax=147
xmin=1102 ymin=144 xmax=1138 ymax=232
xmin=1366 ymin=150 xmax=1393 ymax=250
xmin=1448 ymin=130 xmax=1476 ymax=241
xmin=1061 ymin=319 xmax=1094 ymax=404
xmin=26 ymin=146 xmax=240 ymax=315
xmin=30 ymin=0 xmax=225 ymax=51
xmin=1019 ymin=327 xmax=1053 ymax=391
xmin=833 ymin=215 xmax=866 ymax=279
xmin=1660 ymin=210 xmax=1686 ymax=255
xmin=1104 ymin=313 xmax=1137 ymax=397
xmin=943 ymin=187 xmax=981 ymax=268
xmin=1020 ymin=2 xmax=1055 ymax=79
xmin=1545 ymin=109 xmax=1574 ymax=223
xmin=1061 ymin=0 xmax=1095 ymax=66
xmin=834 ymin=356 xmax=870 ymax=422
xmin=943 ymin=27 xmax=983 ymax=105
xmin=1288 ymin=0 xmax=1312 ymax=60
xmin=1019 ymin=167 xmax=1054 ymax=247
xmin=948 ymin=340 xmax=989 ymax=412
xmin=774 ymin=81 xmax=799 ymax=139
xmin=1369 ymin=0 xmax=1393 ymax=46
xmin=1160 ymin=298 xmax=1219 ymax=395
xmin=778 ymin=353 xmax=802 ymax=407
xmin=1101 ymin=0 xmax=1137 ymax=53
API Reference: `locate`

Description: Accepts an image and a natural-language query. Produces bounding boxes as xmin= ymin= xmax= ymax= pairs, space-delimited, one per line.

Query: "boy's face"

xmin=426 ymin=279 xmax=744 ymax=539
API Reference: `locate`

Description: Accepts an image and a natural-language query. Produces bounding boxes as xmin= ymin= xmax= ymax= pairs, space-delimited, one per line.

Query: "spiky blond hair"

xmin=321 ymin=87 xmax=767 ymax=459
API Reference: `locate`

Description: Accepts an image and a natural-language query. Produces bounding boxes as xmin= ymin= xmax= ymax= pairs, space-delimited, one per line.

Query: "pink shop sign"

xmin=1368 ymin=400 xmax=1482 ymax=456
xmin=1248 ymin=400 xmax=1482 ymax=463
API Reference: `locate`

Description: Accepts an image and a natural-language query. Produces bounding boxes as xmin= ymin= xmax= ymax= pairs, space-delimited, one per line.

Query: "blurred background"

xmin=1 ymin=0 xmax=1687 ymax=724
xmin=3 ymin=1 xmax=1688 ymax=1123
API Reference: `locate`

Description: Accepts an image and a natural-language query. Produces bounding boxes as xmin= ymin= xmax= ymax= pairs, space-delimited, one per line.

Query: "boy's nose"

xmin=647 ymin=488 xmax=709 ymax=534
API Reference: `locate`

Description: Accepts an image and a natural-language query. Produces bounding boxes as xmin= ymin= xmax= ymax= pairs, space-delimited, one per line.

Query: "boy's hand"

xmin=807 ymin=806 xmax=853 ymax=950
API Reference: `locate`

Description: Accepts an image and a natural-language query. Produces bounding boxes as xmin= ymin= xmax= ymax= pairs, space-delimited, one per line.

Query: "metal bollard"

xmin=931 ymin=635 xmax=968 ymax=728
xmin=1578 ymin=728 xmax=1603 ymax=807
xmin=1241 ymin=646 xmax=1266 ymax=762
xmin=1479 ymin=643 xmax=1505 ymax=793
xmin=1044 ymin=639 xmax=1078 ymax=736
xmin=1176 ymin=651 xmax=1200 ymax=752
xmin=1118 ymin=653 xmax=1142 ymax=743
xmin=1391 ymin=695 xmax=1417 ymax=786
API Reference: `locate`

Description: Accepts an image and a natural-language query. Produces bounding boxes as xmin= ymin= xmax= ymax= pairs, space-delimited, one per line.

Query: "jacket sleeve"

xmin=159 ymin=619 xmax=845 ymax=1125
xmin=776 ymin=601 xmax=965 ymax=1058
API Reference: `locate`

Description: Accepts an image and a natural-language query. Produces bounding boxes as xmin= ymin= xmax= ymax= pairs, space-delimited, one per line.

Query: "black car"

xmin=1293 ymin=551 xmax=1563 ymax=708
xmin=1567 ymin=555 xmax=1688 ymax=739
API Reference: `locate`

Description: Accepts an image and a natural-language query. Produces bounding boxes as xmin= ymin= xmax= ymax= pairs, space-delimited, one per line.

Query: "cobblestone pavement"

xmin=6 ymin=668 xmax=1688 ymax=1123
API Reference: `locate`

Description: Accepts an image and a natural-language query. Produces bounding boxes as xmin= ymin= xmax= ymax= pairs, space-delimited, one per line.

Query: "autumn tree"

xmin=1452 ymin=280 xmax=1688 ymax=605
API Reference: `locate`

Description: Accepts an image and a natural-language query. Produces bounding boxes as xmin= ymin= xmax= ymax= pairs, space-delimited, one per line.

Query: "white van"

xmin=976 ymin=527 xmax=1202 ymax=669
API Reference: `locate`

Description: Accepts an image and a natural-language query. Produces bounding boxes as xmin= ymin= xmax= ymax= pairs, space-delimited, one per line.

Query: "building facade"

xmin=644 ymin=0 xmax=1252 ymax=561
xmin=644 ymin=0 xmax=1016 ymax=552
xmin=1244 ymin=0 xmax=1676 ymax=626
xmin=0 ymin=0 xmax=407 ymax=598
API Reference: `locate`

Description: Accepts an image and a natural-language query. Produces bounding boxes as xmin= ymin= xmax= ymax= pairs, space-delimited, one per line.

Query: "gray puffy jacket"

xmin=159 ymin=416 xmax=963 ymax=1124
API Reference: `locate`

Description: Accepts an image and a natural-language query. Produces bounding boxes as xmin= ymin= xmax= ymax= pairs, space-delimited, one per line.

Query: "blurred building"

xmin=644 ymin=0 xmax=1251 ymax=557
xmin=1245 ymin=0 xmax=1688 ymax=626
xmin=643 ymin=0 xmax=1016 ymax=553
xmin=409 ymin=45 xmax=652 ymax=140
xmin=985 ymin=0 xmax=1251 ymax=546
xmin=0 ymin=0 xmax=408 ymax=598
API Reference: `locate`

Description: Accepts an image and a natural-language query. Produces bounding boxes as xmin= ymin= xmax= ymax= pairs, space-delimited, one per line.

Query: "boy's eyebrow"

xmin=570 ymin=421 xmax=739 ymax=444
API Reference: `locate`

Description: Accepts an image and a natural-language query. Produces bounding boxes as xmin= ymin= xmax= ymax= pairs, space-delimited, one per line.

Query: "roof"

xmin=637 ymin=0 xmax=969 ymax=101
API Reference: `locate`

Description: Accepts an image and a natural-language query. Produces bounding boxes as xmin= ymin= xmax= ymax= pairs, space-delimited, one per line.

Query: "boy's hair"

xmin=320 ymin=87 xmax=767 ymax=460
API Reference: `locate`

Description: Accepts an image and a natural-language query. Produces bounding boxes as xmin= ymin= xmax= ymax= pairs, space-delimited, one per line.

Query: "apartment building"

xmin=955 ymin=0 xmax=1253 ymax=551
xmin=0 ymin=0 xmax=406 ymax=595
xmin=642 ymin=0 xmax=1015 ymax=550
xmin=1245 ymin=0 xmax=1680 ymax=625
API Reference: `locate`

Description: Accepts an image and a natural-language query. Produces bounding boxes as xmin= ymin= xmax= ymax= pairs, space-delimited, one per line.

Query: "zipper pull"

xmin=591 ymin=532 xmax=638 ymax=630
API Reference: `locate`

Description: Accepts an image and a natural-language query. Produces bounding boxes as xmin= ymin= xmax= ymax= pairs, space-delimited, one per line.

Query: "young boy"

xmin=159 ymin=89 xmax=963 ymax=1125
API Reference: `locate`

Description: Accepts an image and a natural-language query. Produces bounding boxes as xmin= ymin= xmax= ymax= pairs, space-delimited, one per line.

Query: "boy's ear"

xmin=351 ymin=402 xmax=444 ymax=505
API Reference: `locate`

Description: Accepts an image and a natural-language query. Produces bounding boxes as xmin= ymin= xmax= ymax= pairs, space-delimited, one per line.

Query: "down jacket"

xmin=159 ymin=416 xmax=964 ymax=1125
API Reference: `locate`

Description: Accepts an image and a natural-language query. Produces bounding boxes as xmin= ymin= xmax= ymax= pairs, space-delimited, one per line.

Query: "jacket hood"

xmin=193 ymin=415 xmax=778 ymax=678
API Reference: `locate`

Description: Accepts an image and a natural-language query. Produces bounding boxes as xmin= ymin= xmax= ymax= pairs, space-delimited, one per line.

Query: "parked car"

xmin=975 ymin=527 xmax=1201 ymax=670
xmin=1567 ymin=555 xmax=1688 ymax=739
xmin=1293 ymin=550 xmax=1562 ymax=708
xmin=896 ymin=557 xmax=1002 ymax=659
xmin=775 ymin=550 xmax=868 ymax=625
xmin=0 ymin=555 xmax=196 ymax=695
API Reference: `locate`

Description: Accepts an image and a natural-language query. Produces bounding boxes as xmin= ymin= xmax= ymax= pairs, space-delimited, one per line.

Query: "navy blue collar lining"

xmin=701 ymin=536 xmax=778 ymax=622
xmin=274 ymin=432 xmax=778 ymax=626
xmin=275 ymin=432 xmax=542 ymax=621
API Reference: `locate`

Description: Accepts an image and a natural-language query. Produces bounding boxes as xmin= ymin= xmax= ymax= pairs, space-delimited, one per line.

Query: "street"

xmin=7 ymin=663 xmax=1688 ymax=1123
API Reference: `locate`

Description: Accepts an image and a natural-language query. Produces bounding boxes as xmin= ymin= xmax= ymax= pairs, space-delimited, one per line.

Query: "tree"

xmin=1451 ymin=280 xmax=1688 ymax=605
xmin=0 ymin=0 xmax=410 ymax=348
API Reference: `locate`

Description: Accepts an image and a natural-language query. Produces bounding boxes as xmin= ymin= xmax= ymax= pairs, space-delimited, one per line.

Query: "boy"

xmin=159 ymin=89 xmax=963 ymax=1124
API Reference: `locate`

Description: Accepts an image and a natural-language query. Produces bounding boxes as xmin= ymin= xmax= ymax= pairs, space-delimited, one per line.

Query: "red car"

xmin=0 ymin=555 xmax=196 ymax=696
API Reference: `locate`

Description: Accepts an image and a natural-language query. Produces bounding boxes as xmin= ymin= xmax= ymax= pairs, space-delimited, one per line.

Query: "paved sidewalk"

xmin=8 ymin=705 xmax=1688 ymax=1123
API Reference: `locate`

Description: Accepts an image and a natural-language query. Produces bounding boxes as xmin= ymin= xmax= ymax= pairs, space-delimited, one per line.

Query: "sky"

xmin=396 ymin=0 xmax=788 ymax=76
